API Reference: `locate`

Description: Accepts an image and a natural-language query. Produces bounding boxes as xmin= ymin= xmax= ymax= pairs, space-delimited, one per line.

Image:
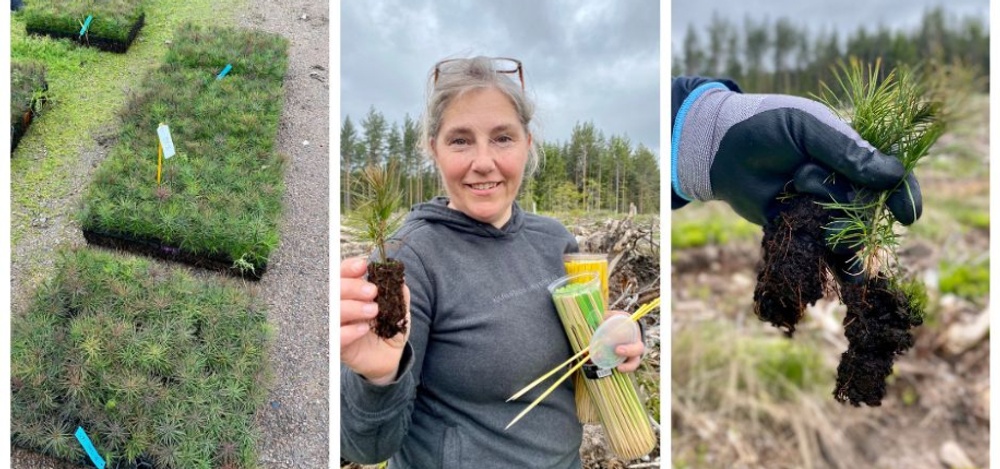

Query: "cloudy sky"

xmin=672 ymin=0 xmax=989 ymax=47
xmin=341 ymin=0 xmax=660 ymax=156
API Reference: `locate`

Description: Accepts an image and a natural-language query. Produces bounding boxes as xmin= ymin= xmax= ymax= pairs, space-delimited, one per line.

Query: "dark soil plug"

xmin=834 ymin=277 xmax=922 ymax=406
xmin=367 ymin=259 xmax=407 ymax=339
xmin=754 ymin=196 xmax=830 ymax=335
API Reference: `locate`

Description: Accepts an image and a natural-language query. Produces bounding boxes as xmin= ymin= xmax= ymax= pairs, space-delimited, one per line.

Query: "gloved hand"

xmin=672 ymin=82 xmax=921 ymax=228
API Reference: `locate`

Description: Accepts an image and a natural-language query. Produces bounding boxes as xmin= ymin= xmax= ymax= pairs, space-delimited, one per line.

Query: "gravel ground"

xmin=237 ymin=0 xmax=330 ymax=467
xmin=10 ymin=0 xmax=330 ymax=467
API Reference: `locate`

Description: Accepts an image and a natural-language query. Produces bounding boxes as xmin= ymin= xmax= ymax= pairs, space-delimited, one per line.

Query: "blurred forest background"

xmin=673 ymin=7 xmax=989 ymax=94
xmin=672 ymin=6 xmax=989 ymax=469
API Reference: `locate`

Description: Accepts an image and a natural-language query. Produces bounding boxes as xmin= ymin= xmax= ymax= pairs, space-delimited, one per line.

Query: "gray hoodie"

xmin=341 ymin=197 xmax=583 ymax=468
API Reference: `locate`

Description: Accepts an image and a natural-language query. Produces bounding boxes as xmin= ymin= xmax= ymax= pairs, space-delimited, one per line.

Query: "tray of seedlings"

xmin=80 ymin=24 xmax=289 ymax=279
xmin=162 ymin=23 xmax=288 ymax=83
xmin=23 ymin=0 xmax=146 ymax=53
xmin=10 ymin=60 xmax=48 ymax=152
xmin=11 ymin=249 xmax=272 ymax=468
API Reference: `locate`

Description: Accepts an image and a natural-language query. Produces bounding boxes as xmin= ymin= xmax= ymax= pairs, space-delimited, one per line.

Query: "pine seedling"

xmin=352 ymin=162 xmax=409 ymax=339
xmin=815 ymin=58 xmax=946 ymax=277
xmin=353 ymin=162 xmax=404 ymax=264
xmin=812 ymin=58 xmax=948 ymax=406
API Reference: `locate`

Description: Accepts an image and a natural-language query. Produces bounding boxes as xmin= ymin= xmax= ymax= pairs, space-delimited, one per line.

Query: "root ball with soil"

xmin=834 ymin=276 xmax=923 ymax=406
xmin=353 ymin=162 xmax=408 ymax=340
xmin=754 ymin=196 xmax=829 ymax=336
xmin=754 ymin=195 xmax=924 ymax=406
xmin=367 ymin=259 xmax=407 ymax=339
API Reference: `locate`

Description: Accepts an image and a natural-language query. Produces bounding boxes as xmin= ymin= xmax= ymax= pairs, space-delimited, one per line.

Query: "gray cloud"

xmin=341 ymin=0 xmax=660 ymax=155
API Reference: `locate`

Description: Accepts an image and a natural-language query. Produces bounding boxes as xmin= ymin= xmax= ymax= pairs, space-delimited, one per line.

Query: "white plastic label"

xmin=157 ymin=124 xmax=175 ymax=159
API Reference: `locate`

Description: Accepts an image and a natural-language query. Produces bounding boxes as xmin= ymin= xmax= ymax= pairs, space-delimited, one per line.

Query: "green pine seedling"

xmin=815 ymin=58 xmax=946 ymax=278
xmin=814 ymin=59 xmax=958 ymax=406
xmin=353 ymin=162 xmax=404 ymax=264
xmin=352 ymin=162 xmax=409 ymax=339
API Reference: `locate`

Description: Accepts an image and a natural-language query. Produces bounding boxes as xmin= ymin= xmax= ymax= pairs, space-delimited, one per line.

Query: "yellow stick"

xmin=507 ymin=297 xmax=660 ymax=404
xmin=507 ymin=346 xmax=590 ymax=402
xmin=505 ymin=297 xmax=661 ymax=430
xmin=156 ymin=142 xmax=163 ymax=185
xmin=505 ymin=357 xmax=588 ymax=430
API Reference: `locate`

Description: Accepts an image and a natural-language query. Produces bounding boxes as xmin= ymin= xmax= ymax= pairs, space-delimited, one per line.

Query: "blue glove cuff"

xmin=671 ymin=82 xmax=728 ymax=201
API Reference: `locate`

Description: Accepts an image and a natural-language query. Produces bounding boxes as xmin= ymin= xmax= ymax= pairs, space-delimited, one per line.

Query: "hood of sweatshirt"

xmin=404 ymin=196 xmax=524 ymax=238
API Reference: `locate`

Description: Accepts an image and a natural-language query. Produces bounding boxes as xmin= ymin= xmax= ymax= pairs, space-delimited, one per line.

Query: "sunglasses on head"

xmin=433 ymin=57 xmax=524 ymax=91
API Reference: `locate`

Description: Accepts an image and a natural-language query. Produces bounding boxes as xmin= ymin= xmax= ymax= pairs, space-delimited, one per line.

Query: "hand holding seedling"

xmin=672 ymin=83 xmax=921 ymax=233
xmin=675 ymin=62 xmax=946 ymax=406
xmin=340 ymin=257 xmax=410 ymax=385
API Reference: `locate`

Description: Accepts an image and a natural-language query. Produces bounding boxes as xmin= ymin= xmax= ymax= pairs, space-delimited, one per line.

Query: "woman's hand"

xmin=340 ymin=257 xmax=411 ymax=385
xmin=605 ymin=311 xmax=645 ymax=373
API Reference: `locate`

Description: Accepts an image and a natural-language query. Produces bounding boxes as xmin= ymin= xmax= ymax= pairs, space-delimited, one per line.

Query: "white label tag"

xmin=157 ymin=124 xmax=176 ymax=159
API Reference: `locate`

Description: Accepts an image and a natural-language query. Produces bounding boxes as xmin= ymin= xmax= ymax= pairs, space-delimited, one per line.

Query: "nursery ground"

xmin=10 ymin=0 xmax=330 ymax=467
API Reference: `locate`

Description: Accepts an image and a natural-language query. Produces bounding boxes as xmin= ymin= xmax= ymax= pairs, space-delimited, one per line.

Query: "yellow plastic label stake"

xmin=156 ymin=123 xmax=175 ymax=185
xmin=157 ymin=143 xmax=163 ymax=185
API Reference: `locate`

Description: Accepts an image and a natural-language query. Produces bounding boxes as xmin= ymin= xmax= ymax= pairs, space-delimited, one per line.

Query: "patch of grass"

xmin=672 ymin=322 xmax=834 ymax=468
xmin=925 ymin=93 xmax=988 ymax=178
xmin=11 ymin=248 xmax=272 ymax=468
xmin=939 ymin=259 xmax=989 ymax=301
xmin=10 ymin=60 xmax=49 ymax=150
xmin=955 ymin=208 xmax=990 ymax=230
xmin=939 ymin=197 xmax=991 ymax=231
xmin=23 ymin=0 xmax=145 ymax=49
xmin=672 ymin=213 xmax=758 ymax=249
xmin=910 ymin=193 xmax=989 ymax=242
xmin=79 ymin=24 xmax=289 ymax=275
xmin=673 ymin=322 xmax=827 ymax=405
xmin=10 ymin=0 xmax=245 ymax=246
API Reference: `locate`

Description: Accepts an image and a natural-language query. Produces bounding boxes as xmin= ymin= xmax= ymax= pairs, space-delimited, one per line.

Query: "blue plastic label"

xmin=216 ymin=63 xmax=233 ymax=80
xmin=75 ymin=426 xmax=106 ymax=469
xmin=79 ymin=15 xmax=93 ymax=37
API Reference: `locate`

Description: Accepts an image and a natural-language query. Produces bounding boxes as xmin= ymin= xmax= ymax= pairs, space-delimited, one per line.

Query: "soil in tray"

xmin=367 ymin=259 xmax=407 ymax=339
xmin=11 ymin=109 xmax=34 ymax=151
xmin=11 ymin=63 xmax=47 ymax=152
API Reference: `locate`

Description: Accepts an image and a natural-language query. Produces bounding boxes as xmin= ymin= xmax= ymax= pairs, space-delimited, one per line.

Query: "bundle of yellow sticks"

xmin=507 ymin=256 xmax=658 ymax=460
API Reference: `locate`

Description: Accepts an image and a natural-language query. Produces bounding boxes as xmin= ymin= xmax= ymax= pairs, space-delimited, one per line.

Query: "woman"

xmin=340 ymin=57 xmax=645 ymax=468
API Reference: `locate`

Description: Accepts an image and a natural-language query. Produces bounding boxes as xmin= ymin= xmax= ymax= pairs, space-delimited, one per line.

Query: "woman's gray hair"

xmin=420 ymin=56 xmax=540 ymax=177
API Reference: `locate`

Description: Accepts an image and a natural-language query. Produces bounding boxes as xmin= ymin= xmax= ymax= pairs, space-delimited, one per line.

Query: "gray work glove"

xmin=672 ymin=83 xmax=921 ymax=228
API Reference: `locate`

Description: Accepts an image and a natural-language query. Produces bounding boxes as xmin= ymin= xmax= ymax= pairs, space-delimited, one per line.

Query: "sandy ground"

xmin=10 ymin=0 xmax=330 ymax=467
